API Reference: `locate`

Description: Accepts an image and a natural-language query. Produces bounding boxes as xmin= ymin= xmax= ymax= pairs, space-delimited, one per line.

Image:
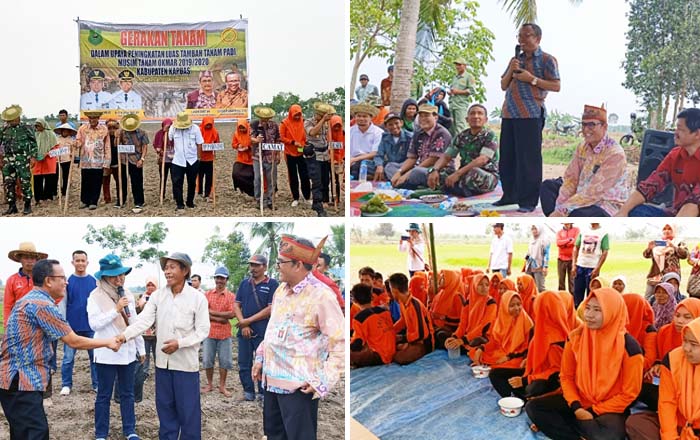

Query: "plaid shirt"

xmin=205 ymin=288 xmax=236 ymax=340
xmin=0 ymin=289 xmax=71 ymax=391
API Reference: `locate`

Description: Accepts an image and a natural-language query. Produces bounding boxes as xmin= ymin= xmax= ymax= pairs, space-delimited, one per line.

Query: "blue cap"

xmin=214 ymin=267 xmax=229 ymax=278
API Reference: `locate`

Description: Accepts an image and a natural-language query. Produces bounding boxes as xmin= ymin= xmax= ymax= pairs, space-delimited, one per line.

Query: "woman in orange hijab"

xmin=232 ymin=120 xmax=254 ymax=197
xmin=498 ymin=278 xmax=516 ymax=298
xmin=408 ymin=272 xmax=428 ymax=306
xmin=198 ymin=116 xmax=219 ymax=200
xmin=623 ymin=293 xmax=657 ymax=372
xmin=526 ymin=288 xmax=643 ymax=440
xmin=517 ymin=274 xmax=538 ymax=317
xmin=479 ymin=291 xmax=533 ymax=396
xmin=505 ymin=291 xmax=572 ymax=400
xmin=637 ymin=298 xmax=700 ymax=412
xmin=558 ymin=290 xmax=581 ymax=330
xmin=626 ymin=316 xmax=700 ymax=440
xmin=429 ymin=269 xmax=464 ymax=349
xmin=279 ymin=104 xmax=310 ymax=206
xmin=444 ymin=274 xmax=497 ymax=359
xmin=489 ymin=272 xmax=504 ymax=305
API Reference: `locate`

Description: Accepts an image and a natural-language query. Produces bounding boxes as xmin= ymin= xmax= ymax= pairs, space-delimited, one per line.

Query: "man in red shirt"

xmin=556 ymin=223 xmax=579 ymax=293
xmin=201 ymin=267 xmax=236 ymax=397
xmin=617 ymin=108 xmax=700 ymax=217
xmin=4 ymin=242 xmax=47 ymax=328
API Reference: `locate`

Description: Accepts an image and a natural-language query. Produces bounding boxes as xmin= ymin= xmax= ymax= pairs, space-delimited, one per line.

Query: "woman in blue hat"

xmin=399 ymin=223 xmax=427 ymax=276
xmin=87 ymin=254 xmax=144 ymax=440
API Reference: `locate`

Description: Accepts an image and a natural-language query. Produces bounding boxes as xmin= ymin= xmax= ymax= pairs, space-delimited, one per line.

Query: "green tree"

xmin=489 ymin=106 xmax=502 ymax=121
xmin=252 ymin=87 xmax=346 ymax=121
xmin=84 ymin=222 xmax=168 ymax=269
xmin=497 ymin=0 xmax=582 ymax=26
xmin=237 ymin=222 xmax=294 ymax=273
xmin=324 ymin=224 xmax=346 ymax=267
xmin=375 ymin=223 xmax=395 ymax=239
xmin=201 ymin=227 xmax=251 ymax=290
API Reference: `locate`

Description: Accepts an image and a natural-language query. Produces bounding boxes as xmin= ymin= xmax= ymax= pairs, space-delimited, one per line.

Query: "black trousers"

xmin=540 ymin=178 xmax=611 ymax=217
xmin=305 ymin=157 xmax=324 ymax=213
xmin=636 ymin=382 xmax=658 ymax=411
xmin=197 ymin=160 xmax=213 ymax=197
xmin=80 ymin=168 xmax=103 ymax=206
xmin=120 ymin=163 xmax=145 ymax=206
xmin=488 ymin=367 xmax=526 ymax=398
xmin=525 ymin=394 xmax=627 ymax=440
xmin=171 ymin=161 xmax=199 ymax=208
xmin=33 ymin=174 xmax=56 ymax=202
xmin=263 ymin=390 xmax=319 ymax=440
xmin=60 ymin=162 xmax=70 ymax=196
xmin=0 ymin=375 xmax=49 ymax=440
xmin=320 ymin=160 xmax=331 ymax=203
xmin=285 ymin=154 xmax=310 ymax=201
xmin=499 ymin=115 xmax=545 ymax=208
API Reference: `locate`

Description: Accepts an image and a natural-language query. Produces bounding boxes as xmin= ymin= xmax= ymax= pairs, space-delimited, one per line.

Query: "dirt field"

xmin=0 ymin=342 xmax=345 ymax=439
xmin=4 ymin=123 xmax=345 ymax=218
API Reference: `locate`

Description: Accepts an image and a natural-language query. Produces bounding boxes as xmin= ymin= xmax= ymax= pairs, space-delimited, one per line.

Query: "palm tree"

xmin=325 ymin=224 xmax=345 ymax=267
xmin=236 ymin=222 xmax=294 ymax=271
xmin=498 ymin=0 xmax=583 ymax=26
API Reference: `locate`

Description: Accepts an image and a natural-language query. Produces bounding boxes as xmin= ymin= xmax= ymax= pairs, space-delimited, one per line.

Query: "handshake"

xmin=105 ymin=334 xmax=128 ymax=352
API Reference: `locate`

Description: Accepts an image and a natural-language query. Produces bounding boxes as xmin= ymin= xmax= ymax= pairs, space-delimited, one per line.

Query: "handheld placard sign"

xmin=331 ymin=142 xmax=343 ymax=150
xmin=202 ymin=143 xmax=224 ymax=151
xmin=118 ymin=144 xmax=136 ymax=154
xmin=261 ymin=143 xmax=284 ymax=151
xmin=49 ymin=146 xmax=70 ymax=158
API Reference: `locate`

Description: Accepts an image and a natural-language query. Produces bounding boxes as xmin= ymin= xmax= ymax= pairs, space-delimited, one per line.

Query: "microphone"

xmin=117 ymin=286 xmax=131 ymax=318
xmin=514 ymin=44 xmax=522 ymax=73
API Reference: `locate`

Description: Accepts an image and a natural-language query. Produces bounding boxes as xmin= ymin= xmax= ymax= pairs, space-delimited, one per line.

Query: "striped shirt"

xmin=255 ymin=272 xmax=344 ymax=398
xmin=0 ymin=288 xmax=72 ymax=391
xmin=501 ymin=47 xmax=560 ymax=119
xmin=204 ymin=288 xmax=236 ymax=340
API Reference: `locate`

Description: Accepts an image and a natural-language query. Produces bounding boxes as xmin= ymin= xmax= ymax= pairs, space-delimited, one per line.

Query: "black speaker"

xmin=637 ymin=129 xmax=675 ymax=207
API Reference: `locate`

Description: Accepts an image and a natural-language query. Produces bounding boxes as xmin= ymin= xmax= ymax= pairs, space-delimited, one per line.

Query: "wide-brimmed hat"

xmin=84 ymin=110 xmax=104 ymax=119
xmin=366 ymin=95 xmax=383 ymax=107
xmin=313 ymin=102 xmax=335 ymax=116
xmin=94 ymin=254 xmax=132 ymax=279
xmin=120 ymin=113 xmax=141 ymax=132
xmin=350 ymin=102 xmax=379 ymax=118
xmin=253 ymin=107 xmax=276 ymax=119
xmin=406 ymin=223 xmax=421 ymax=233
xmin=173 ymin=112 xmax=192 ymax=129
xmin=54 ymin=123 xmax=77 ymax=135
xmin=279 ymin=234 xmax=327 ymax=265
xmin=1 ymin=105 xmax=22 ymax=121
xmin=8 ymin=242 xmax=48 ymax=262
xmin=417 ymin=104 xmax=438 ymax=114
xmin=160 ymin=252 xmax=193 ymax=272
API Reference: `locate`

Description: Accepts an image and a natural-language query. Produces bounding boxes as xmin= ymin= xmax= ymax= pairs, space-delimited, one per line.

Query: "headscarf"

xmin=669 ymin=317 xmax=700 ymax=438
xmin=430 ymin=269 xmax=464 ymax=328
xmin=409 ymin=272 xmax=428 ymax=305
xmin=460 ymin=267 xmax=473 ymax=286
xmin=281 ymin=104 xmax=307 ymax=145
xmin=654 ymin=282 xmax=679 ymax=329
xmin=233 ymin=120 xmax=252 ymax=164
xmin=658 ymin=299 xmax=700 ymax=360
xmin=499 ymin=278 xmax=516 ymax=293
xmin=661 ymin=272 xmax=684 ymax=302
xmin=623 ymin=293 xmax=655 ymax=344
xmin=558 ymin=290 xmax=581 ymax=330
xmin=517 ymin=274 xmax=538 ymax=317
xmin=489 ymin=272 xmax=504 ymax=305
xmin=465 ymin=274 xmax=493 ymax=339
xmin=611 ymin=275 xmax=627 ymax=293
xmin=400 ymin=98 xmax=418 ymax=131
xmin=330 ymin=114 xmax=344 ymax=162
xmin=35 ymin=118 xmax=58 ymax=160
xmin=525 ymin=291 xmax=571 ymax=377
xmin=490 ymin=291 xmax=533 ymax=355
xmin=153 ymin=118 xmax=173 ymax=151
xmin=571 ymin=287 xmax=628 ymax=403
xmin=652 ymin=224 xmax=682 ymax=274
xmin=589 ymin=276 xmax=609 ymax=291
xmin=145 ymin=276 xmax=159 ymax=289
xmin=200 ymin=116 xmax=219 ymax=144
xmin=526 ymin=224 xmax=549 ymax=271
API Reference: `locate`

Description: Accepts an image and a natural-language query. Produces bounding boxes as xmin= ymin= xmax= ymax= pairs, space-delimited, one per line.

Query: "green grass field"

xmin=350 ymin=241 xmax=681 ymax=294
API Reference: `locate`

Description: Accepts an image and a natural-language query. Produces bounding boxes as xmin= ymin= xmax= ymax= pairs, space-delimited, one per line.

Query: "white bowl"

xmin=498 ymin=397 xmax=525 ymax=417
xmin=471 ymin=365 xmax=491 ymax=378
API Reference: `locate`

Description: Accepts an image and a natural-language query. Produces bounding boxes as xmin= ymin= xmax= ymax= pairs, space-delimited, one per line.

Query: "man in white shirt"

xmin=349 ymin=102 xmax=383 ymax=179
xmin=487 ymin=223 xmax=513 ymax=277
xmin=168 ymin=112 xmax=203 ymax=211
xmin=118 ymin=252 xmax=209 ymax=440
xmin=108 ymin=70 xmax=143 ymax=110
xmin=80 ymin=69 xmax=112 ymax=110
xmin=572 ymin=223 xmax=610 ymax=307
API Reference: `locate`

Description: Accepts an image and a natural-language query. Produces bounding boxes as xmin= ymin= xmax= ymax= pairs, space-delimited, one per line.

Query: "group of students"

xmin=1 ymin=102 xmax=345 ymax=217
xmin=350 ymin=263 xmax=700 ymax=440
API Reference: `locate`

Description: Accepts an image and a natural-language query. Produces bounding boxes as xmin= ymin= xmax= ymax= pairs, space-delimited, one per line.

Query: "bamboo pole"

xmin=428 ymin=223 xmax=438 ymax=301
xmin=63 ymin=146 xmax=80 ymax=214
xmin=159 ymin=151 xmax=166 ymax=206
xmin=258 ymin=143 xmax=264 ymax=216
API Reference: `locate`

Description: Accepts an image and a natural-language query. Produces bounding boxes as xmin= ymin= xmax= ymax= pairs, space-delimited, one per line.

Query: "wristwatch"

xmin=428 ymin=167 xmax=438 ymax=174
xmin=531 ymin=77 xmax=539 ymax=87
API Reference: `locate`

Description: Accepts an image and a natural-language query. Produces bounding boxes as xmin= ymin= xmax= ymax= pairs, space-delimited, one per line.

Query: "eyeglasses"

xmin=581 ymin=122 xmax=602 ymax=128
xmin=275 ymin=259 xmax=294 ymax=267
xmin=47 ymin=275 xmax=67 ymax=282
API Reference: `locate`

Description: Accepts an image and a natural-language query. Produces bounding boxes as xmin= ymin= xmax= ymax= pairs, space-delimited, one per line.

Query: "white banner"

xmin=48 ymin=146 xmax=70 ymax=158
xmin=261 ymin=143 xmax=284 ymax=151
xmin=202 ymin=142 xmax=225 ymax=151
xmin=118 ymin=144 xmax=136 ymax=153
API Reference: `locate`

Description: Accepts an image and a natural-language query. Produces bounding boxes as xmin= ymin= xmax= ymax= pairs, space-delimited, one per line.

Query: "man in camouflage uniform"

xmin=304 ymin=102 xmax=335 ymax=217
xmin=0 ymin=105 xmax=37 ymax=215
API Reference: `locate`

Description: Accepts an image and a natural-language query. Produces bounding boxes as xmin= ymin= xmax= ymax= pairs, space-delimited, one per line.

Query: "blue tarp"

xmin=350 ymin=350 xmax=549 ymax=440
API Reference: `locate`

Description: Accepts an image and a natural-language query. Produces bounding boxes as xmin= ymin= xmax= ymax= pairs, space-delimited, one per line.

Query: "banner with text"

xmin=78 ymin=19 xmax=249 ymax=122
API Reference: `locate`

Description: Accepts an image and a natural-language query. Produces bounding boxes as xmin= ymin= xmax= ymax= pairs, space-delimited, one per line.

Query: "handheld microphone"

xmin=117 ymin=286 xmax=131 ymax=318
xmin=514 ymin=44 xmax=522 ymax=74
